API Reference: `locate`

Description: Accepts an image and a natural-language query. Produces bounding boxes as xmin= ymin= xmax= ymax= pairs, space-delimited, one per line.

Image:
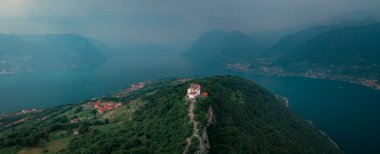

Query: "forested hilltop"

xmin=0 ymin=76 xmax=342 ymax=153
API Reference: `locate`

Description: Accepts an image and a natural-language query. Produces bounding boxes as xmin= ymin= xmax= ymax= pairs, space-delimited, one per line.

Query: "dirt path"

xmin=183 ymin=99 xmax=202 ymax=154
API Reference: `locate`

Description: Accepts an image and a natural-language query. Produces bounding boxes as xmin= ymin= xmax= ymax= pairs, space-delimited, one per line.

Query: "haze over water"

xmin=1 ymin=0 xmax=380 ymax=153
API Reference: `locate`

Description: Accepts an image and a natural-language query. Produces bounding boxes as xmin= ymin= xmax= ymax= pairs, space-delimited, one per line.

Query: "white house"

xmin=187 ymin=83 xmax=201 ymax=99
xmin=72 ymin=128 xmax=79 ymax=135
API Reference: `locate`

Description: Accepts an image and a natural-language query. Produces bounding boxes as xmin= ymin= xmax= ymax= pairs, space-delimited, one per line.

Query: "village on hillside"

xmin=83 ymin=101 xmax=123 ymax=113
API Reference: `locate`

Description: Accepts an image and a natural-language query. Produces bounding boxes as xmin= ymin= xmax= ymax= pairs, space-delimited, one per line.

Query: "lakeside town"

xmin=226 ymin=62 xmax=380 ymax=91
xmin=0 ymin=108 xmax=40 ymax=120
xmin=112 ymin=82 xmax=146 ymax=98
xmin=0 ymin=108 xmax=41 ymax=127
xmin=0 ymin=69 xmax=16 ymax=76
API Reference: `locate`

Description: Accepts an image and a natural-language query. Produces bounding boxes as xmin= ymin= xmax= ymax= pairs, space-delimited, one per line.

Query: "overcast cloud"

xmin=0 ymin=0 xmax=379 ymax=48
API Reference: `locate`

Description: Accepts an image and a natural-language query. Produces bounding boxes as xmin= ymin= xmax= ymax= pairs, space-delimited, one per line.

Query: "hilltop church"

xmin=187 ymin=83 xmax=208 ymax=99
xmin=187 ymin=83 xmax=201 ymax=99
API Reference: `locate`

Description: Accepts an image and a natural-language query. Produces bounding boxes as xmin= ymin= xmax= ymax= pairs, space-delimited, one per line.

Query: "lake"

xmin=1 ymin=54 xmax=380 ymax=153
xmin=243 ymin=75 xmax=380 ymax=154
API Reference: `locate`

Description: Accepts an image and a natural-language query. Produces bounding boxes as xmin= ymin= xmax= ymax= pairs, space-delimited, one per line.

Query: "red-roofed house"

xmin=201 ymin=92 xmax=208 ymax=97
xmin=97 ymin=107 xmax=105 ymax=113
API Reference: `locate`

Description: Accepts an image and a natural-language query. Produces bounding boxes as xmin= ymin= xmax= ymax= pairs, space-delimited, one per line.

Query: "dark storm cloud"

xmin=0 ymin=0 xmax=379 ymax=48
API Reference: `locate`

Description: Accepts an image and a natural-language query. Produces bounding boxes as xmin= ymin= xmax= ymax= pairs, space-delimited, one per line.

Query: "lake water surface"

xmin=1 ymin=54 xmax=380 ymax=153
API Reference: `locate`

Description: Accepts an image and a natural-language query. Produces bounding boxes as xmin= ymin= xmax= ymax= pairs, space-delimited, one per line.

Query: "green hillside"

xmin=0 ymin=76 xmax=342 ymax=153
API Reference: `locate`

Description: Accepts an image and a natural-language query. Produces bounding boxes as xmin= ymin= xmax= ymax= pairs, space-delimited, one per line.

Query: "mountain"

xmin=321 ymin=10 xmax=380 ymax=25
xmin=89 ymin=38 xmax=116 ymax=57
xmin=267 ymin=18 xmax=379 ymax=57
xmin=183 ymin=30 xmax=267 ymax=63
xmin=274 ymin=23 xmax=380 ymax=81
xmin=0 ymin=33 xmax=106 ymax=73
xmin=251 ymin=10 xmax=380 ymax=51
xmin=284 ymin=23 xmax=380 ymax=65
xmin=249 ymin=27 xmax=304 ymax=48
xmin=0 ymin=76 xmax=342 ymax=153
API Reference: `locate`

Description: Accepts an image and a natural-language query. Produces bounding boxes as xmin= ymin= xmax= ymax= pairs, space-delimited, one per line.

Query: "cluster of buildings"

xmin=0 ymin=69 xmax=5 ymax=75
xmin=87 ymin=101 xmax=123 ymax=113
xmin=187 ymin=83 xmax=208 ymax=99
xmin=178 ymin=78 xmax=192 ymax=83
xmin=359 ymin=79 xmax=380 ymax=90
xmin=0 ymin=108 xmax=40 ymax=120
xmin=21 ymin=108 xmax=39 ymax=114
xmin=113 ymin=82 xmax=145 ymax=98
xmin=130 ymin=82 xmax=145 ymax=91
xmin=225 ymin=63 xmax=250 ymax=71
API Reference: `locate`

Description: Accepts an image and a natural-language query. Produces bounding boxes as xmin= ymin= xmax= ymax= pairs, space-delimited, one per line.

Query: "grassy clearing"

xmin=17 ymin=147 xmax=42 ymax=154
xmin=144 ymin=90 xmax=157 ymax=96
xmin=17 ymin=136 xmax=74 ymax=154
xmin=50 ymin=130 xmax=70 ymax=139
xmin=45 ymin=136 xmax=74 ymax=153
xmin=0 ymin=146 xmax=19 ymax=154
xmin=89 ymin=123 xmax=121 ymax=133
xmin=62 ymin=106 xmax=97 ymax=122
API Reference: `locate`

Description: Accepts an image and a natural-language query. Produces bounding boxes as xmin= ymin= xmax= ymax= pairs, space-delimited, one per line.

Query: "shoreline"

xmin=270 ymin=74 xmax=380 ymax=91
xmin=227 ymin=68 xmax=380 ymax=91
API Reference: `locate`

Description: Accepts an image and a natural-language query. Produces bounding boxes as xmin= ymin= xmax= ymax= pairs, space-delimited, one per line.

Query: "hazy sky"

xmin=0 ymin=0 xmax=379 ymax=48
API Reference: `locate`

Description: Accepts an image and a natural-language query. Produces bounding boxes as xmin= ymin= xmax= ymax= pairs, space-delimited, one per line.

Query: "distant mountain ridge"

xmin=0 ymin=33 xmax=106 ymax=73
xmin=283 ymin=23 xmax=380 ymax=65
xmin=267 ymin=18 xmax=380 ymax=57
xmin=183 ymin=18 xmax=380 ymax=64
xmin=183 ymin=30 xmax=267 ymax=63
